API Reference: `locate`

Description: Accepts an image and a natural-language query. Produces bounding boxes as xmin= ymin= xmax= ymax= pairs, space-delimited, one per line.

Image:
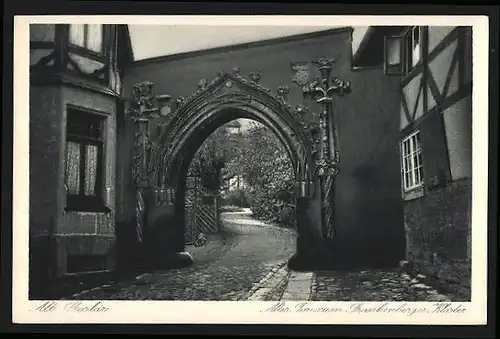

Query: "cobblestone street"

xmin=63 ymin=210 xmax=459 ymax=302
xmin=312 ymin=270 xmax=458 ymax=302
xmin=66 ymin=210 xmax=297 ymax=301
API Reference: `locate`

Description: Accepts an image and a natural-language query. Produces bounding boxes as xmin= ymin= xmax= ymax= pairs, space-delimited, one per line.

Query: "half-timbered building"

xmin=353 ymin=25 xmax=472 ymax=298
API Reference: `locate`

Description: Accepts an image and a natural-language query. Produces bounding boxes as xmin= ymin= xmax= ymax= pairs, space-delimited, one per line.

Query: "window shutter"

xmin=384 ymin=35 xmax=406 ymax=76
xmin=419 ymin=112 xmax=451 ymax=189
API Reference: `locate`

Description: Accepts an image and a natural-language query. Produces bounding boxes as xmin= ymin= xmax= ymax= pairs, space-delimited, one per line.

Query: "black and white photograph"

xmin=11 ymin=15 xmax=490 ymax=325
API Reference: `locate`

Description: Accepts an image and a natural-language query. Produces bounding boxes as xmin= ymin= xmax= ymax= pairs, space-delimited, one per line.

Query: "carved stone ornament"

xmin=135 ymin=188 xmax=146 ymax=243
xmin=276 ymin=85 xmax=290 ymax=102
xmin=233 ymin=72 xmax=272 ymax=93
xmin=125 ymin=81 xmax=174 ymax=189
xmin=149 ymin=71 xmax=312 ymax=190
xmin=248 ymin=71 xmax=261 ymax=84
xmin=157 ymin=94 xmax=172 ymax=117
xmin=307 ymin=57 xmax=351 ymax=180
xmin=295 ymin=104 xmax=308 ymax=115
xmin=160 ymin=105 xmax=171 ymax=117
xmin=329 ymin=77 xmax=352 ymax=97
xmin=198 ymin=78 xmax=208 ymax=91
xmin=131 ymin=131 xmax=144 ymax=184
xmin=307 ymin=122 xmax=320 ymax=135
xmin=313 ymin=57 xmax=336 ymax=70
xmin=156 ymin=122 xmax=168 ymax=139
xmin=315 ymin=157 xmax=339 ymax=177
xmin=130 ymin=81 xmax=157 ymax=115
xmin=302 ymin=77 xmax=322 ymax=97
xmin=175 ymin=96 xmax=186 ymax=108
xmin=125 ymin=81 xmax=172 ymax=122
xmin=291 ymin=61 xmax=310 ymax=86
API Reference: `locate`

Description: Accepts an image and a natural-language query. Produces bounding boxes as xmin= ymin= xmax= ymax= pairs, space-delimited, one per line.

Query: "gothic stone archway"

xmin=131 ymin=72 xmax=335 ymax=271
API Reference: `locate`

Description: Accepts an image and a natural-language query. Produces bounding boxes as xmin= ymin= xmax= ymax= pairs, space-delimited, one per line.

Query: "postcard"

xmin=13 ymin=14 xmax=489 ymax=325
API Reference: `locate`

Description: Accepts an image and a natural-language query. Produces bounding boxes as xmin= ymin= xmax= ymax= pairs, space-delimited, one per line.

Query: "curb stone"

xmin=309 ymin=273 xmax=317 ymax=301
xmin=281 ymin=271 xmax=313 ymax=301
xmin=242 ymin=261 xmax=289 ymax=301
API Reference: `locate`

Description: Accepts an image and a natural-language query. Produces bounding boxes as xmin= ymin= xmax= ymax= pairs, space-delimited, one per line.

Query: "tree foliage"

xmin=189 ymin=123 xmax=242 ymax=191
xmin=189 ymin=120 xmax=296 ymax=228
xmin=225 ymin=122 xmax=296 ymax=227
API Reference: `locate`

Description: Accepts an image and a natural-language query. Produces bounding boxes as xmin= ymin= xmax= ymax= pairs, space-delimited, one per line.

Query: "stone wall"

xmin=29 ymin=83 xmax=119 ymax=291
xmin=56 ymin=86 xmax=118 ymax=276
xmin=29 ymin=86 xmax=62 ymax=291
xmin=121 ymin=28 xmax=406 ymax=267
xmin=331 ymin=66 xmax=406 ymax=267
xmin=120 ymin=29 xmax=356 ymax=224
xmin=30 ymin=86 xmax=62 ymax=236
xmin=404 ymin=179 xmax=472 ymax=300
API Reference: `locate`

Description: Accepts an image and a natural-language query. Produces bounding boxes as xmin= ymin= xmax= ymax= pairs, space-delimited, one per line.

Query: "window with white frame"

xmin=402 ymin=131 xmax=424 ymax=191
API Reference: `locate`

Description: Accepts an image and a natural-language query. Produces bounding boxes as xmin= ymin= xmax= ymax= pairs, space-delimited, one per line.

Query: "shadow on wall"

xmin=115 ymin=219 xmax=144 ymax=275
xmin=326 ymin=164 xmax=406 ymax=271
xmin=29 ymin=235 xmax=53 ymax=299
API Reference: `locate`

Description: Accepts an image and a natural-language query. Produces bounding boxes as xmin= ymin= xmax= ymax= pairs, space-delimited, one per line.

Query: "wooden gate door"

xmin=184 ymin=175 xmax=198 ymax=245
xmin=196 ymin=192 xmax=220 ymax=234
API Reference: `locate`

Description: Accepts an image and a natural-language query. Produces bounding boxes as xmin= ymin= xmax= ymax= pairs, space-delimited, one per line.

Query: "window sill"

xmin=65 ymin=207 xmax=112 ymax=214
xmin=30 ymin=71 xmax=120 ymax=98
xmin=352 ymin=65 xmax=383 ymax=72
xmin=65 ymin=196 xmax=112 ymax=214
xmin=63 ymin=269 xmax=113 ymax=278
xmin=68 ymin=44 xmax=105 ymax=62
xmin=402 ymin=186 xmax=425 ymax=201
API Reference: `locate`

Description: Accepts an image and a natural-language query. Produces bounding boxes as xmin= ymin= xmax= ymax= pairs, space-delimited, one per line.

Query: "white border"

xmin=13 ymin=15 xmax=489 ymax=325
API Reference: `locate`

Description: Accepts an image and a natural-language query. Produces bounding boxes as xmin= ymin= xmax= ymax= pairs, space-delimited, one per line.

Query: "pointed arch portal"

xmin=130 ymin=72 xmax=333 ymax=271
xmin=152 ymin=73 xmax=313 ymax=190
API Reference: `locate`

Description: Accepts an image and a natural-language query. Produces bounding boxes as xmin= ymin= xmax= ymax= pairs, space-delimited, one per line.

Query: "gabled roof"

xmin=117 ymin=25 xmax=134 ymax=70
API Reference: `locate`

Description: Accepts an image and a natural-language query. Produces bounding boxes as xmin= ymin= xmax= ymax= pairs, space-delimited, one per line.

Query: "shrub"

xmin=224 ymin=123 xmax=297 ymax=229
xmin=190 ymin=120 xmax=298 ymax=229
xmin=222 ymin=188 xmax=251 ymax=207
xmin=219 ymin=205 xmax=245 ymax=213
